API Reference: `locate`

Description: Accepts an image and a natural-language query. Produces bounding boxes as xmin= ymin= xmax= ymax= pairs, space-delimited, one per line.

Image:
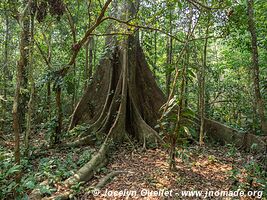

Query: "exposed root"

xmin=131 ymin=98 xmax=165 ymax=146
xmin=34 ymin=36 xmax=167 ymax=199
xmin=205 ymin=118 xmax=266 ymax=153
xmin=30 ymin=180 xmax=49 ymax=199
xmin=64 ymin=140 xmax=111 ymax=187
xmin=42 ymin=191 xmax=71 ymax=200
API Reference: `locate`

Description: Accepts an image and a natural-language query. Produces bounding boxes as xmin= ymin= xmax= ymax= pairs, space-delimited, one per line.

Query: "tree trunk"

xmin=20 ymin=1 xmax=31 ymax=132
xmin=153 ymin=31 xmax=157 ymax=76
xmin=13 ymin=0 xmax=31 ymax=182
xmin=85 ymin=37 xmax=94 ymax=89
xmin=32 ymin=1 xmax=198 ymax=197
xmin=66 ymin=32 xmax=166 ymax=188
xmin=35 ymin=32 xmax=52 ymax=119
xmin=169 ymin=55 xmax=187 ymax=170
xmin=247 ymin=0 xmax=267 ymax=135
xmin=66 ymin=6 xmax=77 ymax=111
xmin=54 ymin=86 xmax=62 ymax=144
xmin=85 ymin=39 xmax=89 ymax=89
xmin=166 ymin=6 xmax=173 ymax=97
xmin=1 ymin=10 xmax=9 ymax=131
xmin=24 ymin=8 xmax=35 ymax=156
xmin=46 ymin=33 xmax=52 ymax=119
xmin=199 ymin=20 xmax=209 ymax=145
xmin=89 ymin=38 xmax=94 ymax=78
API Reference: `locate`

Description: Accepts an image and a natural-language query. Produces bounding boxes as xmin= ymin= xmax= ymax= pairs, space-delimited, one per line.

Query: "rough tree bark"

xmin=45 ymin=34 xmax=52 ymax=119
xmin=247 ymin=0 xmax=267 ymax=135
xmin=84 ymin=0 xmax=94 ymax=90
xmin=166 ymin=6 xmax=173 ymax=97
xmin=24 ymin=7 xmax=35 ymax=156
xmin=153 ymin=30 xmax=157 ymax=76
xmin=13 ymin=0 xmax=32 ymax=182
xmin=19 ymin=0 xmax=31 ymax=132
xmin=66 ymin=6 xmax=77 ymax=111
xmin=1 ymin=9 xmax=9 ymax=130
xmin=54 ymin=87 xmax=62 ymax=144
xmin=65 ymin=33 xmax=165 ymax=186
xmin=199 ymin=23 xmax=209 ymax=145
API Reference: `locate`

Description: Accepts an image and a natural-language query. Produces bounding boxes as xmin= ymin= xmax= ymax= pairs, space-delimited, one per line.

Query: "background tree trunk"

xmin=1 ymin=9 xmax=9 ymax=131
xmin=153 ymin=31 xmax=157 ymax=76
xmin=247 ymin=0 xmax=267 ymax=135
xmin=166 ymin=5 xmax=173 ymax=97
xmin=13 ymin=0 xmax=31 ymax=181
xmin=199 ymin=22 xmax=209 ymax=145
xmin=55 ymin=86 xmax=62 ymax=144
xmin=19 ymin=0 xmax=31 ymax=132
xmin=66 ymin=6 xmax=77 ymax=111
xmin=46 ymin=34 xmax=52 ymax=119
xmin=25 ymin=9 xmax=35 ymax=156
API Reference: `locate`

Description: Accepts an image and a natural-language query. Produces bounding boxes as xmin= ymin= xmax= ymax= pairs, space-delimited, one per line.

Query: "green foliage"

xmin=230 ymin=159 xmax=266 ymax=198
xmin=70 ymin=181 xmax=84 ymax=194
xmin=0 ymin=146 xmax=26 ymax=199
xmin=0 ymin=144 xmax=93 ymax=199
xmin=158 ymin=95 xmax=196 ymax=145
xmin=40 ymin=116 xmax=58 ymax=144
xmin=67 ymin=123 xmax=91 ymax=138
xmin=77 ymin=149 xmax=92 ymax=166
xmin=176 ymin=148 xmax=190 ymax=163
xmin=226 ymin=144 xmax=237 ymax=157
xmin=0 ymin=147 xmax=18 ymax=198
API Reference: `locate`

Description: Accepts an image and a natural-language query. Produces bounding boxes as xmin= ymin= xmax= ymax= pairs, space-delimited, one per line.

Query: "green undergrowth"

xmin=226 ymin=144 xmax=267 ymax=198
xmin=0 ymin=145 xmax=94 ymax=199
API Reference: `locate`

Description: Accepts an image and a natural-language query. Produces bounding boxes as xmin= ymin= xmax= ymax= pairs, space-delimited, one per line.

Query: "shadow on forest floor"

xmin=76 ymin=143 xmax=266 ymax=200
xmin=0 ymin=134 xmax=265 ymax=200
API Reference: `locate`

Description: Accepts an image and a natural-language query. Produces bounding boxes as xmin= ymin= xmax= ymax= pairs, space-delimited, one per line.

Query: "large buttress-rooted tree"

xmin=65 ymin=35 xmax=166 ymax=185
xmin=57 ymin=0 xmax=166 ymax=186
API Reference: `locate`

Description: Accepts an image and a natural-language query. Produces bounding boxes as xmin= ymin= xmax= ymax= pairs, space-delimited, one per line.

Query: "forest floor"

xmin=76 ymin=142 xmax=265 ymax=200
xmin=1 ymin=134 xmax=266 ymax=200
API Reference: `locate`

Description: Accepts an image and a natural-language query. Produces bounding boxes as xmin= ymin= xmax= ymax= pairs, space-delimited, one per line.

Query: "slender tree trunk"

xmin=47 ymin=36 xmax=52 ymax=119
xmin=25 ymin=10 xmax=35 ymax=156
xmin=66 ymin=6 xmax=77 ymax=111
xmin=55 ymin=87 xmax=62 ymax=144
xmin=93 ymin=37 xmax=97 ymax=68
xmin=153 ymin=31 xmax=157 ymax=76
xmin=165 ymin=3 xmax=174 ymax=97
xmin=89 ymin=38 xmax=94 ymax=78
xmin=199 ymin=23 xmax=209 ymax=145
xmin=85 ymin=39 xmax=89 ymax=89
xmin=13 ymin=0 xmax=31 ymax=182
xmin=20 ymin=2 xmax=31 ymax=132
xmin=166 ymin=29 xmax=173 ymax=96
xmin=2 ymin=11 xmax=9 ymax=131
xmin=87 ymin=1 xmax=94 ymax=86
xmin=183 ymin=6 xmax=193 ymax=109
xmin=140 ymin=31 xmax=144 ymax=45
xmin=247 ymin=0 xmax=267 ymax=135
xmin=169 ymin=52 xmax=187 ymax=170
xmin=182 ymin=45 xmax=189 ymax=109
xmin=85 ymin=37 xmax=94 ymax=89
